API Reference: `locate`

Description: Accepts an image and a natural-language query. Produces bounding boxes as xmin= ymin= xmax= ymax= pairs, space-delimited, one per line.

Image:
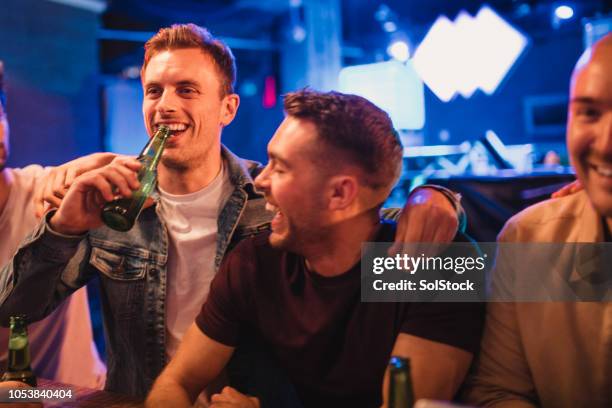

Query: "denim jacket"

xmin=0 ymin=146 xmax=271 ymax=397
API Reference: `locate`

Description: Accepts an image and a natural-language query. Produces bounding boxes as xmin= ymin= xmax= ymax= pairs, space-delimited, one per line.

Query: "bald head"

xmin=571 ymin=33 xmax=612 ymax=96
xmin=566 ymin=32 xmax=612 ymax=218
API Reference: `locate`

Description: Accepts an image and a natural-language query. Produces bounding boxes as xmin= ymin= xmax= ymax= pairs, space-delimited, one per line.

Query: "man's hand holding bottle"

xmin=49 ymin=156 xmax=141 ymax=235
xmin=33 ymin=152 xmax=118 ymax=217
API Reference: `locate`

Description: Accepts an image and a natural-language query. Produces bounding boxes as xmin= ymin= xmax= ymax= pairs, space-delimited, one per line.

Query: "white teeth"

xmin=156 ymin=123 xmax=187 ymax=132
xmin=265 ymin=203 xmax=279 ymax=212
xmin=591 ymin=163 xmax=612 ymax=177
xmin=168 ymin=123 xmax=187 ymax=131
xmin=595 ymin=165 xmax=612 ymax=177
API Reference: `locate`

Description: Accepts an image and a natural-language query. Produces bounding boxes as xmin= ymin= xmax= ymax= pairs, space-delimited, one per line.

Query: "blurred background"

xmin=1 ymin=0 xmax=611 ymax=355
xmin=3 ymin=0 xmax=611 ymax=239
xmin=1 ymin=0 xmax=609 ymax=163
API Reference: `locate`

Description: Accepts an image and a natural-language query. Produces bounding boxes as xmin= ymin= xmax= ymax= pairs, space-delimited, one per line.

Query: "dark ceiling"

xmin=100 ymin=0 xmax=610 ymax=75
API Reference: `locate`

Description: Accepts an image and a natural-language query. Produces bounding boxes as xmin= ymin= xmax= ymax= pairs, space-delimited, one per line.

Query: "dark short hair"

xmin=283 ymin=89 xmax=403 ymax=192
xmin=141 ymin=24 xmax=236 ymax=96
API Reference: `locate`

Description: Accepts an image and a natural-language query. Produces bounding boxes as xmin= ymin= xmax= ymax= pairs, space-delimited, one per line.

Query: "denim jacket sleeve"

xmin=0 ymin=211 xmax=93 ymax=325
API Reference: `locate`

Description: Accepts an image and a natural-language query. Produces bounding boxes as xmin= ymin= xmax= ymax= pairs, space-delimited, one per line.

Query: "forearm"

xmin=0 ymin=212 xmax=86 ymax=324
xmin=412 ymin=356 xmax=471 ymax=401
xmin=145 ymin=377 xmax=193 ymax=408
xmin=381 ymin=364 xmax=468 ymax=408
xmin=384 ymin=334 xmax=473 ymax=404
xmin=146 ymin=324 xmax=235 ymax=407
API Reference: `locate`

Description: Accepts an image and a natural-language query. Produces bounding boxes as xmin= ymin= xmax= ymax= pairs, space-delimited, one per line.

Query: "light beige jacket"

xmin=463 ymin=190 xmax=612 ymax=408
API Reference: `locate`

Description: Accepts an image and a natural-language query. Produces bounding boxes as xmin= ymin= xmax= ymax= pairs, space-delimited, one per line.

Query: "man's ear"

xmin=328 ymin=175 xmax=359 ymax=210
xmin=220 ymin=93 xmax=240 ymax=126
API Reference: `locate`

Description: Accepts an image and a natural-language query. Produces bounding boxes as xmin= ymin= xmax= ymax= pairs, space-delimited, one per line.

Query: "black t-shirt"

xmin=196 ymin=223 xmax=484 ymax=407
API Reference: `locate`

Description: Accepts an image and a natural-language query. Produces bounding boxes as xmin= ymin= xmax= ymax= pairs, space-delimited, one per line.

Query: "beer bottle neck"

xmin=10 ymin=328 xmax=26 ymax=337
xmin=139 ymin=129 xmax=170 ymax=169
xmin=9 ymin=320 xmax=27 ymax=336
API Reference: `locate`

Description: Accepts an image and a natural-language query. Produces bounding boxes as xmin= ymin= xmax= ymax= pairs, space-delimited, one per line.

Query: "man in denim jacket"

xmin=0 ymin=24 xmax=463 ymax=398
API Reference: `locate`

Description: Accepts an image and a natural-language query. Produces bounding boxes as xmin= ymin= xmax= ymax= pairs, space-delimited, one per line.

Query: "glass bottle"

xmin=388 ymin=356 xmax=414 ymax=408
xmin=1 ymin=315 xmax=37 ymax=387
xmin=101 ymin=125 xmax=171 ymax=231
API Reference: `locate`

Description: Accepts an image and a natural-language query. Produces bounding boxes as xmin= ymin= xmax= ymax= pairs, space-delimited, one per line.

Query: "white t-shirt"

xmin=160 ymin=163 xmax=233 ymax=359
xmin=0 ymin=165 xmax=106 ymax=388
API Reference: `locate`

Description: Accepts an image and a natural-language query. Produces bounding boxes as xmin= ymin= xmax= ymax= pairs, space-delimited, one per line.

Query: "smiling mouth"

xmin=589 ymin=163 xmax=612 ymax=178
xmin=265 ymin=202 xmax=278 ymax=212
xmin=265 ymin=202 xmax=284 ymax=230
xmin=154 ymin=123 xmax=189 ymax=135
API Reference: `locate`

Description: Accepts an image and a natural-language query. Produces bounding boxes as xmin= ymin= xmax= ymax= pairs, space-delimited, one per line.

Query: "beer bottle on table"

xmin=388 ymin=356 xmax=414 ymax=408
xmin=101 ymin=125 xmax=171 ymax=232
xmin=1 ymin=315 xmax=37 ymax=387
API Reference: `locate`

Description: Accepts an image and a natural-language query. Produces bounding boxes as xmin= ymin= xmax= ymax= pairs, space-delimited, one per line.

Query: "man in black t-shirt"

xmin=146 ymin=89 xmax=483 ymax=408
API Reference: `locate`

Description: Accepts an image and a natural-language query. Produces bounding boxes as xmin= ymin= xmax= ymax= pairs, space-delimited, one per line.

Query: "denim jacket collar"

xmin=149 ymin=144 xmax=259 ymax=203
xmin=223 ymin=145 xmax=258 ymax=191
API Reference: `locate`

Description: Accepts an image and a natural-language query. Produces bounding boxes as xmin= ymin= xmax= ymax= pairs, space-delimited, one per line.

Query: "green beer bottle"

xmin=1 ymin=315 xmax=37 ymax=387
xmin=388 ymin=356 xmax=414 ymax=408
xmin=101 ymin=125 xmax=171 ymax=231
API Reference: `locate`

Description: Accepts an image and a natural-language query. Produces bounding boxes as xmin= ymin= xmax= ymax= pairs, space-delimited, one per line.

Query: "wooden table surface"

xmin=0 ymin=378 xmax=143 ymax=408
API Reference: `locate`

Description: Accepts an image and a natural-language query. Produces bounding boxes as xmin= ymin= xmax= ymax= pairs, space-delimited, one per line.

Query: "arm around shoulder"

xmin=383 ymin=185 xmax=465 ymax=250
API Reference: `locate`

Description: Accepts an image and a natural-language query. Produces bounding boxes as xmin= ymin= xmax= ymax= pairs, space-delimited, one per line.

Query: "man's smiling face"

xmin=254 ymin=116 xmax=330 ymax=252
xmin=141 ymin=48 xmax=235 ymax=171
xmin=567 ymin=35 xmax=612 ymax=216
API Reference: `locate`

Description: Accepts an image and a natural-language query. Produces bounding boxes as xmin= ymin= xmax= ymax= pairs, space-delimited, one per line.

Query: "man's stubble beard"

xmin=269 ymin=222 xmax=330 ymax=256
xmin=160 ymin=138 xmax=216 ymax=173
xmin=161 ymin=155 xmax=190 ymax=172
